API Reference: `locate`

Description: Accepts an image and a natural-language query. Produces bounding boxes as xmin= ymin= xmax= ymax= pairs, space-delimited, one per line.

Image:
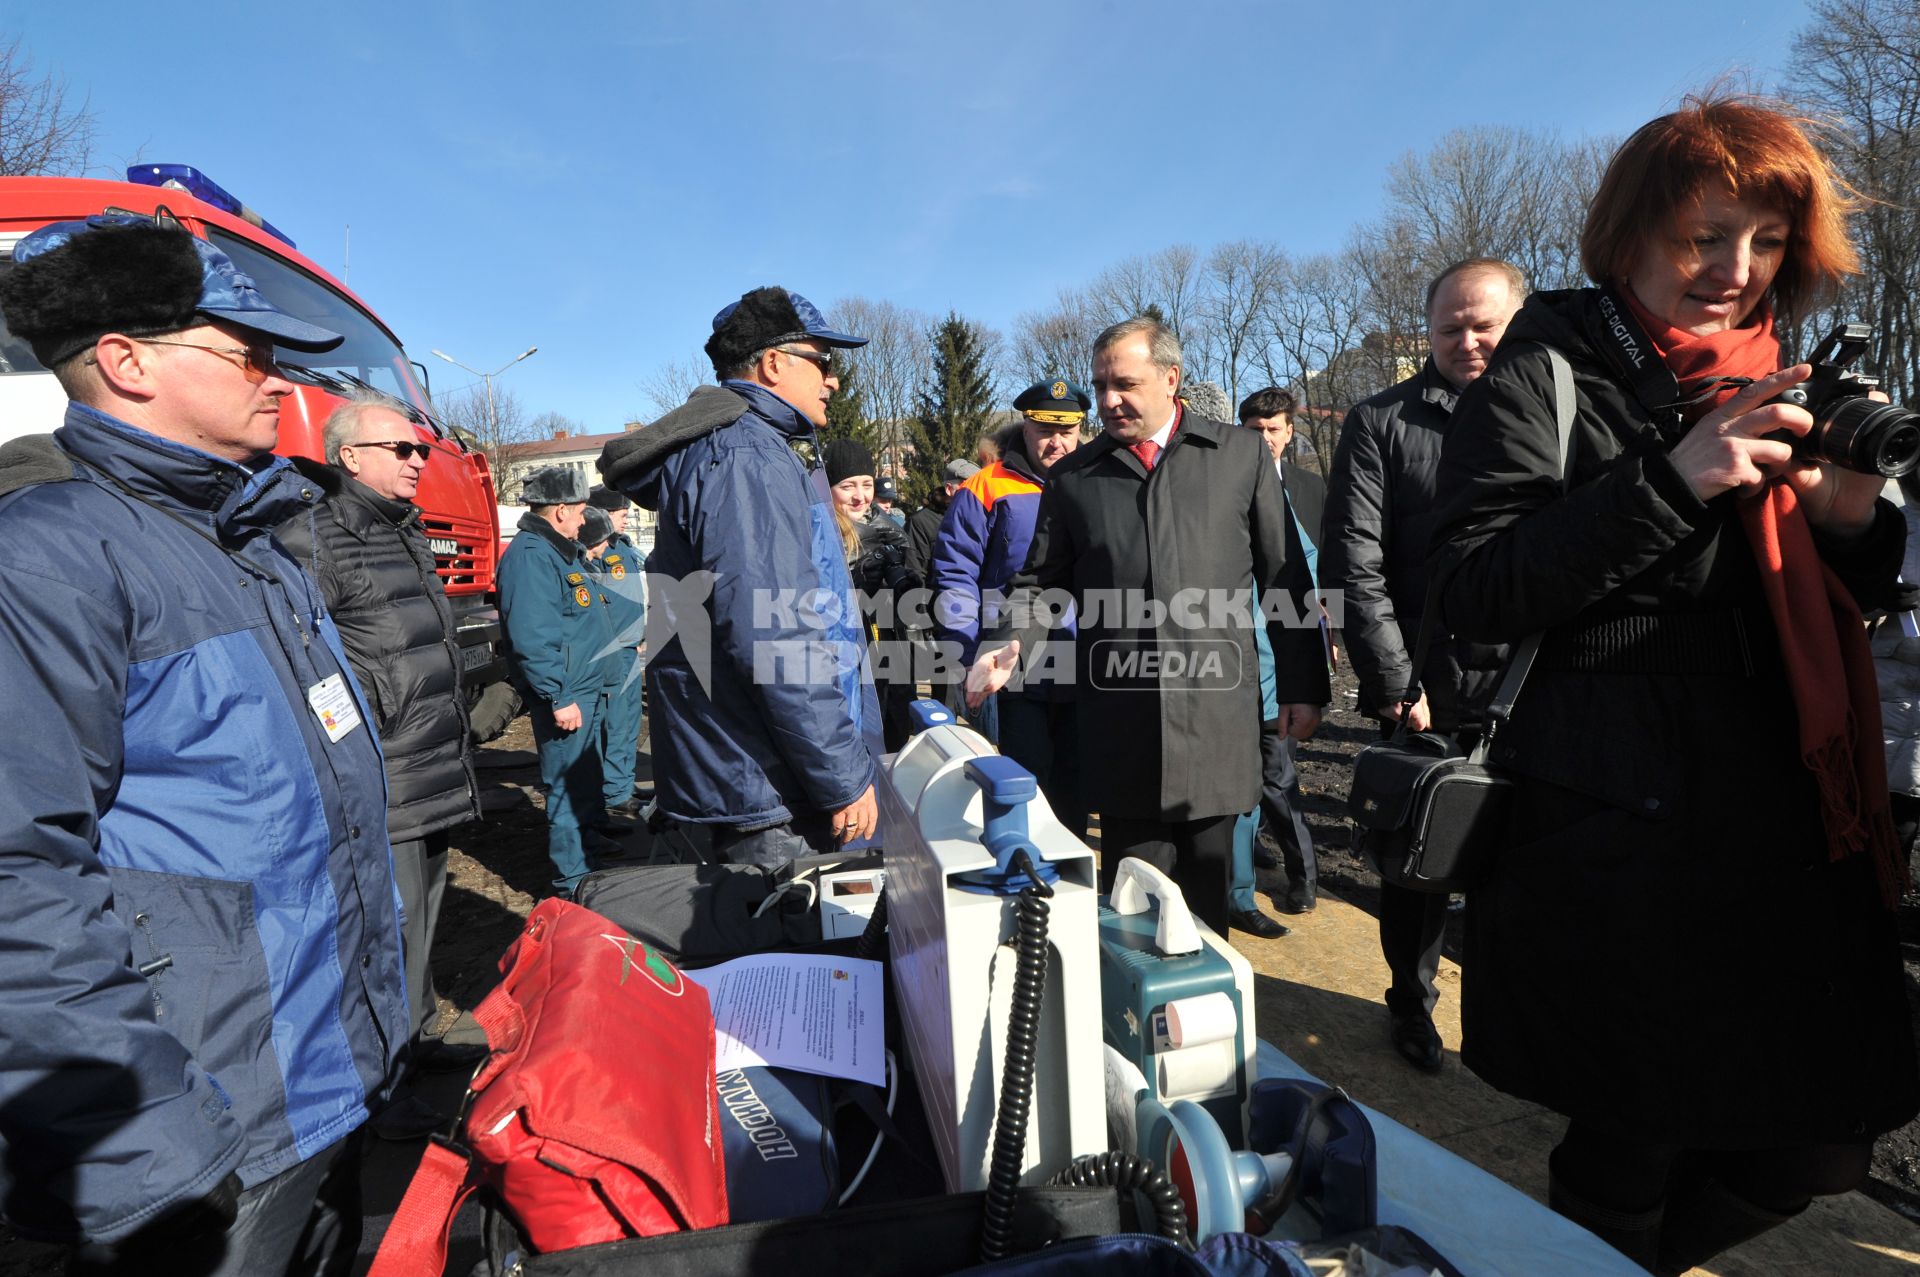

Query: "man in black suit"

xmin=1237 ymin=387 xmax=1325 ymax=918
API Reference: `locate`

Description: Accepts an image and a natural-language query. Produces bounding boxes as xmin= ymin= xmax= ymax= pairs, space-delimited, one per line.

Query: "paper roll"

xmin=1159 ymin=1040 xmax=1236 ymax=1100
xmin=1164 ymin=991 xmax=1237 ymax=1049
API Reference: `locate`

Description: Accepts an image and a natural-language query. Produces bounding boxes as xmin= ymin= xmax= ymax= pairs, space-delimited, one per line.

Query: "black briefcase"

xmin=1348 ymin=731 xmax=1514 ymax=894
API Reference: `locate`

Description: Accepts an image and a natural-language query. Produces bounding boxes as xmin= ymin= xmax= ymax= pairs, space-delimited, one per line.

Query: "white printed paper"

xmin=684 ymin=953 xmax=884 ymax=1085
xmin=306 ymin=674 xmax=364 ymax=743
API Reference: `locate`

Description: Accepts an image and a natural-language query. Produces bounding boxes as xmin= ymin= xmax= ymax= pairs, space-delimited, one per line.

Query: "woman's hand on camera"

xmin=1668 ymin=365 xmax=1813 ymax=501
xmin=1785 ymin=388 xmax=1891 ymax=537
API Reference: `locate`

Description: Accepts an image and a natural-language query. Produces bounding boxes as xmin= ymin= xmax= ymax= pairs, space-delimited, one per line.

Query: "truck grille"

xmin=421 ymin=517 xmax=494 ymax=593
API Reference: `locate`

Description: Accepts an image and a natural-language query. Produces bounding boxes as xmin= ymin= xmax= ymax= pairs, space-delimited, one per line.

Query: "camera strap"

xmin=1584 ymin=287 xmax=1686 ymax=434
xmin=1402 ymin=348 xmax=1577 ymax=758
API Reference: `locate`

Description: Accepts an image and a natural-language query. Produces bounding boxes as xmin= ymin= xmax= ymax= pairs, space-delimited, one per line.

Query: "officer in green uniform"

xmin=498 ymin=466 xmax=620 ymax=891
xmin=588 ymin=486 xmax=647 ymax=823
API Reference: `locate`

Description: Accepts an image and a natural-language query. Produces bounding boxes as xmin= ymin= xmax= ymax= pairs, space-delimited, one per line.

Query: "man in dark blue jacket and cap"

xmin=0 ymin=213 xmax=405 ymax=1272
xmin=599 ymin=287 xmax=880 ymax=866
xmin=587 ymin=485 xmax=647 ymax=823
xmin=499 ymin=465 xmax=622 ymax=891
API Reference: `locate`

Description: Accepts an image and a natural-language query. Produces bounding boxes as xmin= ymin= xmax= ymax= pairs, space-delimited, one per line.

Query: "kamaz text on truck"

xmin=0 ymin=165 xmax=519 ymax=740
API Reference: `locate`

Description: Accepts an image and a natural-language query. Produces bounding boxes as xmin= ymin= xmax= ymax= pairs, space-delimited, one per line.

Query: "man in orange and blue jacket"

xmin=931 ymin=379 xmax=1088 ymax=835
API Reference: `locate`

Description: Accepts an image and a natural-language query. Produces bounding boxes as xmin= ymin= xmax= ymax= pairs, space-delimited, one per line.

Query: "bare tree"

xmin=1011 ymin=287 xmax=1102 ymax=385
xmin=1262 ymin=253 xmax=1374 ymax=478
xmin=529 ymin=410 xmax=585 ymax=439
xmin=637 ymin=353 xmax=709 ymax=421
xmin=437 ymin=384 xmax=534 ymax=479
xmin=829 ymin=296 xmax=933 ymax=477
xmin=1195 ymin=240 xmax=1288 ymax=410
xmin=1346 ymin=219 xmax=1431 ymax=396
xmin=1087 ymin=246 xmax=1203 ymax=338
xmin=1383 ymin=125 xmax=1596 ymax=292
xmin=0 ymin=39 xmax=95 ymax=176
xmin=1785 ymin=0 xmax=1920 ymax=402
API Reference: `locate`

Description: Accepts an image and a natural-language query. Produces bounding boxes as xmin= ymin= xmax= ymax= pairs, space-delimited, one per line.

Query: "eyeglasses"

xmin=776 ymin=347 xmax=834 ymax=374
xmin=136 ymin=338 xmax=281 ymax=384
xmin=346 ymin=440 xmax=433 ymax=462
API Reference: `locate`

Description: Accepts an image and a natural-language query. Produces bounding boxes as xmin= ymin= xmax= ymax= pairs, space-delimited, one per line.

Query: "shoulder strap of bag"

xmin=366 ymin=1138 xmax=476 ymax=1277
xmin=1396 ymin=347 xmax=1575 ymax=746
xmin=1466 ymin=347 xmax=1576 ymax=763
xmin=367 ymin=990 xmax=518 ymax=1276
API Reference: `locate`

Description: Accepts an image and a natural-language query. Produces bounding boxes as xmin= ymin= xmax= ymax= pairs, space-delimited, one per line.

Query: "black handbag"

xmin=1347 ymin=709 xmax=1524 ymax=894
xmin=1345 ymin=348 xmax=1575 ymax=895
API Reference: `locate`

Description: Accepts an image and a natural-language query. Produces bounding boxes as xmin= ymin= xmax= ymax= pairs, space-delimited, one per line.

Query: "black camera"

xmin=1770 ymin=322 xmax=1920 ymax=477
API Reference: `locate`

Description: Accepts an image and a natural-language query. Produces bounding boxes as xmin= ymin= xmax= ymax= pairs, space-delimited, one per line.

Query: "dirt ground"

xmin=4 ymin=666 xmax=1919 ymax=1271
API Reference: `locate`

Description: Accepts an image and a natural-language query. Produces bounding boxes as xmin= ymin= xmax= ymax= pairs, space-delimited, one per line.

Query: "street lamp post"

xmin=430 ymin=345 xmax=539 ymax=453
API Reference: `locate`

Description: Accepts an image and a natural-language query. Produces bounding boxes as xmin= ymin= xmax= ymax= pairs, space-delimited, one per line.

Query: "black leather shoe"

xmin=1388 ymin=1010 xmax=1444 ymax=1074
xmin=1276 ymin=882 xmax=1317 ymax=915
xmin=1228 ymin=908 xmax=1289 ymax=939
xmin=605 ymin=799 xmax=642 ymax=820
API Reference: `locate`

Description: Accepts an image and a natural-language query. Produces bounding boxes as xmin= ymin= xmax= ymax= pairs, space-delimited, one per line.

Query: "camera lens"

xmin=1813 ymin=397 xmax=1920 ymax=477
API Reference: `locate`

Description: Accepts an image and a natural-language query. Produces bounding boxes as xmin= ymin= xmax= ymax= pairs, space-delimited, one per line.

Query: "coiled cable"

xmin=978 ymin=849 xmax=1052 ymax=1264
xmin=853 ymin=888 xmax=889 ymax=964
xmin=1047 ymin=1150 xmax=1191 ymax=1248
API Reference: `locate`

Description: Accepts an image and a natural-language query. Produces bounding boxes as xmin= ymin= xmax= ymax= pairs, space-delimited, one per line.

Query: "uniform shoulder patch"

xmin=566 ymin=572 xmax=585 ymax=584
xmin=574 ymin=585 xmax=592 ymax=607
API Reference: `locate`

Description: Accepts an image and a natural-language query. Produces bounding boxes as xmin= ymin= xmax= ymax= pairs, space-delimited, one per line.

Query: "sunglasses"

xmin=136 ymin=338 xmax=282 ymax=384
xmin=777 ymin=347 xmax=834 ymax=373
xmin=347 ymin=440 xmax=433 ymax=462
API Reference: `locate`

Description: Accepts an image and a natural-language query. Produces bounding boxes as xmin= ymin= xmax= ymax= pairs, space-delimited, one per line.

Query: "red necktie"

xmin=1131 ymin=439 xmax=1161 ymax=470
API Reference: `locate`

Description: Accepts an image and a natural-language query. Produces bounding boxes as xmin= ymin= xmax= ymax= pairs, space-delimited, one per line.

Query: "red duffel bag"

xmin=370 ymin=897 xmax=728 ymax=1275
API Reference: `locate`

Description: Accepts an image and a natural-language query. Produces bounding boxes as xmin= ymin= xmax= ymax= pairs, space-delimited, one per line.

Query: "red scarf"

xmin=1625 ymin=290 xmax=1905 ymax=906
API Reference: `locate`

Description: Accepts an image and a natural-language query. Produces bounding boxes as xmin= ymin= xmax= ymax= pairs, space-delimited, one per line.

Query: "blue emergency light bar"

xmin=125 ymin=164 xmax=297 ymax=250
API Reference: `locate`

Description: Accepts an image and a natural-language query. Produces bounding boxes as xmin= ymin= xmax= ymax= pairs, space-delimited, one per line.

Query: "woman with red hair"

xmin=1430 ymin=95 xmax=1919 ymax=1272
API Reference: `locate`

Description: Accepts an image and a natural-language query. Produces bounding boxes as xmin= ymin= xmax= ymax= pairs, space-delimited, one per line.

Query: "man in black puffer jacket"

xmin=278 ymin=391 xmax=483 ymax=1136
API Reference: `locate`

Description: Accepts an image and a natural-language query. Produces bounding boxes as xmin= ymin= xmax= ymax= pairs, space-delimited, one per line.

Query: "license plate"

xmin=461 ymin=645 xmax=491 ymax=672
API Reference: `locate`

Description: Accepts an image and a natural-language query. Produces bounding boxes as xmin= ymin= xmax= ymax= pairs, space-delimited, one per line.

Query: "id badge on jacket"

xmin=307 ymin=673 xmax=365 ymax=743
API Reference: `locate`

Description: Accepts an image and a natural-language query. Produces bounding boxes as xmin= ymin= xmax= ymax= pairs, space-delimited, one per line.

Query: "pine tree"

xmin=817 ymin=348 xmax=880 ymax=452
xmin=906 ymin=313 xmax=996 ymax=505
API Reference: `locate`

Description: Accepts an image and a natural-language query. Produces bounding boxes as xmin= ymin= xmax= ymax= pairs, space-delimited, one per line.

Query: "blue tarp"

xmin=1256 ymin=1042 xmax=1644 ymax=1276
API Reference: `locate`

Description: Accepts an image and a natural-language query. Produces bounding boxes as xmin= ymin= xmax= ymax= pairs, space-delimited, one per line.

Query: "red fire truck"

xmin=0 ymin=165 xmax=518 ymax=739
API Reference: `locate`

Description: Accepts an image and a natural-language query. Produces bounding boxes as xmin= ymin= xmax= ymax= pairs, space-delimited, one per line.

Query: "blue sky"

xmin=9 ymin=0 xmax=1812 ymax=429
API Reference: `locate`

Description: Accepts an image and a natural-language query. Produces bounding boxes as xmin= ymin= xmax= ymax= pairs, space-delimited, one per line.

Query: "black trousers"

xmin=1375 ymin=720 xmax=1446 ymax=1016
xmin=710 ymin=808 xmax=840 ymax=869
xmin=1256 ymin=730 xmax=1316 ymax=889
xmin=69 ymin=1130 xmax=363 ymax=1276
xmin=1100 ymin=813 xmax=1237 ymax=936
xmin=998 ymin=694 xmax=1087 ymax=841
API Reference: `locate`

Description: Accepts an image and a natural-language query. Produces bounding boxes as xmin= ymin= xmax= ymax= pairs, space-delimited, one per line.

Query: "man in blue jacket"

xmin=588 ymin=485 xmax=647 ymax=823
xmin=499 ymin=466 xmax=622 ymax=891
xmin=598 ymin=287 xmax=879 ymax=867
xmin=0 ymin=214 xmax=407 ymax=1273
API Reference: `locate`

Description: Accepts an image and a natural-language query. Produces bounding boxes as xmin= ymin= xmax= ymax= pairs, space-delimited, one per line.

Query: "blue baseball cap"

xmin=11 ymin=213 xmax=344 ymax=357
xmin=709 ymin=288 xmax=866 ymax=348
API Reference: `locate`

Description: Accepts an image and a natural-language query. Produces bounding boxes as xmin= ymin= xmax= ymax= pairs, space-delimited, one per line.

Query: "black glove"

xmin=853 ymin=541 xmax=907 ymax=593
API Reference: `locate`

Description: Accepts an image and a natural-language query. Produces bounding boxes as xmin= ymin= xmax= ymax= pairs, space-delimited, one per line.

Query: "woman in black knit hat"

xmin=823 ymin=439 xmax=920 ymax=749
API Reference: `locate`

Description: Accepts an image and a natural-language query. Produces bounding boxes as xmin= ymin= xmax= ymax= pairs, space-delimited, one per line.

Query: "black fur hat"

xmin=703 ymin=285 xmax=865 ymax=378
xmin=0 ymin=222 xmax=206 ymax=368
xmin=703 ymin=286 xmax=812 ymax=377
